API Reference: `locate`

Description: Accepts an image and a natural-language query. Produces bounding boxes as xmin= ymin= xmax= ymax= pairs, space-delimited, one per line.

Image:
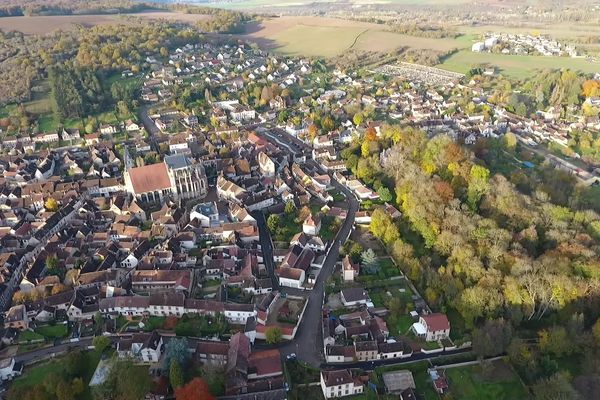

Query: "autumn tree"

xmin=353 ymin=112 xmax=363 ymax=126
xmin=45 ymin=197 xmax=59 ymax=212
xmin=175 ymin=378 xmax=215 ymax=400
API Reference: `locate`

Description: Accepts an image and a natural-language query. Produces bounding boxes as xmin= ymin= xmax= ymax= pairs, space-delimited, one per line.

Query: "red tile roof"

xmin=127 ymin=163 xmax=171 ymax=194
xmin=422 ymin=313 xmax=450 ymax=332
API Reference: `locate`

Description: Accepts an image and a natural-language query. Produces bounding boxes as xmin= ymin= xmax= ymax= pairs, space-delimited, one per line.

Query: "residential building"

xmin=320 ymin=369 xmax=364 ymax=399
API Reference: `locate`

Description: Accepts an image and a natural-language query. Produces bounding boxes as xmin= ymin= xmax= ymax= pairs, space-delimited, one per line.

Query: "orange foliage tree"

xmin=174 ymin=378 xmax=215 ymax=400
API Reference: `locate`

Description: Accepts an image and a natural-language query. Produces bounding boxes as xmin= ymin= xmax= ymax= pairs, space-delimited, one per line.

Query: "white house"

xmin=302 ymin=213 xmax=321 ymax=236
xmin=340 ymin=288 xmax=372 ymax=308
xmin=320 ymin=369 xmax=363 ymax=399
xmin=278 ymin=267 xmax=305 ymax=289
xmin=342 ymin=256 xmax=359 ymax=282
xmin=257 ymin=152 xmax=276 ymax=177
xmin=411 ymin=313 xmax=450 ymax=342
xmin=0 ymin=358 xmax=22 ymax=381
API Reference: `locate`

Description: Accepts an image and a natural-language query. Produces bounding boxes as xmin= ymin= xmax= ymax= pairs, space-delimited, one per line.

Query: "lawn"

xmin=285 ymin=360 xmax=320 ymax=385
xmin=388 ymin=314 xmax=414 ymax=336
xmin=359 ymin=279 xmax=413 ymax=309
xmin=444 ymin=360 xmax=529 ymax=400
xmin=378 ymin=257 xmax=401 ymax=278
xmin=439 ymin=49 xmax=600 ymax=78
xmin=38 ymin=113 xmax=58 ymax=132
xmin=321 ymin=215 xmax=341 ymax=241
xmin=270 ymin=212 xmax=302 ymax=244
xmin=35 ymin=324 xmax=69 ymax=339
xmin=142 ymin=316 xmax=165 ymax=331
xmin=12 ymin=349 xmax=102 ymax=400
xmin=18 ymin=330 xmax=45 ymax=343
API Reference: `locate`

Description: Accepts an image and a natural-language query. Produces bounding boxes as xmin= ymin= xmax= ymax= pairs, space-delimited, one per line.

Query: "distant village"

xmin=0 ymin=37 xmax=598 ymax=399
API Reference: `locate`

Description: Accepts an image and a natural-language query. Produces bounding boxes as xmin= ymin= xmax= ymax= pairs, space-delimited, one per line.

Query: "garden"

xmin=443 ymin=360 xmax=529 ymax=400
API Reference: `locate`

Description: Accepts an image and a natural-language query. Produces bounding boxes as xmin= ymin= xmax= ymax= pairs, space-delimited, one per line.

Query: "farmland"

xmin=238 ymin=17 xmax=463 ymax=57
xmin=0 ymin=11 xmax=211 ymax=35
xmin=217 ymin=0 xmax=474 ymax=9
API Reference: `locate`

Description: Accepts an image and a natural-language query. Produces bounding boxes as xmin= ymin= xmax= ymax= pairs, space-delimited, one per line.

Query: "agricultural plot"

xmin=239 ymin=17 xmax=465 ymax=58
xmin=0 ymin=12 xmax=211 ymax=35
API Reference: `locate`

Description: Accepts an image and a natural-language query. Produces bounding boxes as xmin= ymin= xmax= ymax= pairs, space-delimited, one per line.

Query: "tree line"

xmin=354 ymin=124 xmax=600 ymax=398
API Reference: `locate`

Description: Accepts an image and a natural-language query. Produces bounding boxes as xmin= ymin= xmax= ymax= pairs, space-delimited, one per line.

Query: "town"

xmin=0 ymin=28 xmax=600 ymax=400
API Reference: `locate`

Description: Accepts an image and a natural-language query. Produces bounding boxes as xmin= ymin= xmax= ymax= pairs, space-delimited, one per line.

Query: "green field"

xmin=35 ymin=324 xmax=69 ymax=339
xmin=18 ymin=330 xmax=44 ymax=343
xmin=268 ymin=24 xmax=364 ymax=57
xmin=443 ymin=361 xmax=529 ymax=400
xmin=12 ymin=350 xmax=102 ymax=399
xmin=439 ymin=50 xmax=600 ymax=78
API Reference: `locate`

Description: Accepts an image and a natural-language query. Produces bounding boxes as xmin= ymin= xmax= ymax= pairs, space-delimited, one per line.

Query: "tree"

xmin=45 ymin=198 xmax=59 ymax=211
xmin=472 ymin=319 xmax=512 ymax=357
xmin=94 ymin=360 xmax=151 ymax=400
xmin=503 ymin=132 xmax=517 ymax=151
xmin=539 ymin=326 xmax=576 ymax=357
xmin=361 ymin=248 xmax=379 ymax=273
xmin=175 ymin=378 xmax=215 ymax=400
xmin=265 ymin=327 xmax=282 ymax=344
xmin=45 ymin=254 xmax=60 ymax=275
xmin=532 ymin=372 xmax=579 ymax=400
xmin=92 ymin=335 xmax=111 ymax=354
xmin=267 ymin=214 xmax=281 ymax=233
xmin=284 ymin=200 xmax=296 ymax=215
xmin=85 ymin=122 xmax=95 ymax=134
xmin=64 ymin=351 xmax=86 ymax=378
xmin=377 ymin=187 xmax=392 ymax=202
xmin=170 ymin=361 xmax=184 ymax=389
xmin=164 ymin=337 xmax=190 ymax=371
xmin=322 ymin=116 xmax=335 ymax=132
xmin=353 ymin=112 xmax=363 ymax=127
xmin=467 ymin=164 xmax=490 ymax=211
xmin=592 ymin=318 xmax=600 ymax=346
xmin=307 ymin=124 xmax=318 ymax=141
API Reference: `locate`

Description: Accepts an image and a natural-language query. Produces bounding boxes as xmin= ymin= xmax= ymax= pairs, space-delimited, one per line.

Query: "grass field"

xmin=240 ymin=17 xmax=464 ymax=58
xmin=18 ymin=330 xmax=44 ymax=343
xmin=439 ymin=50 xmax=600 ymax=78
xmin=443 ymin=360 xmax=529 ymax=399
xmin=12 ymin=350 xmax=102 ymax=399
xmin=35 ymin=324 xmax=69 ymax=339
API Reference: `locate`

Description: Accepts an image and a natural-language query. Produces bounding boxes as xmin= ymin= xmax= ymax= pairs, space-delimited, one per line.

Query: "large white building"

xmin=124 ymin=154 xmax=207 ymax=203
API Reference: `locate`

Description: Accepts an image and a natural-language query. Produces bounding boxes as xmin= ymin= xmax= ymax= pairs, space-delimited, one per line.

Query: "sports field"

xmin=439 ymin=50 xmax=600 ymax=78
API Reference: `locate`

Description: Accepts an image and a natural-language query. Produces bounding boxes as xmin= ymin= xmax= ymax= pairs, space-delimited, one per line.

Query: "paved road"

xmin=255 ymin=128 xmax=360 ymax=367
xmin=320 ymin=346 xmax=472 ymax=371
xmin=14 ymin=337 xmax=94 ymax=364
